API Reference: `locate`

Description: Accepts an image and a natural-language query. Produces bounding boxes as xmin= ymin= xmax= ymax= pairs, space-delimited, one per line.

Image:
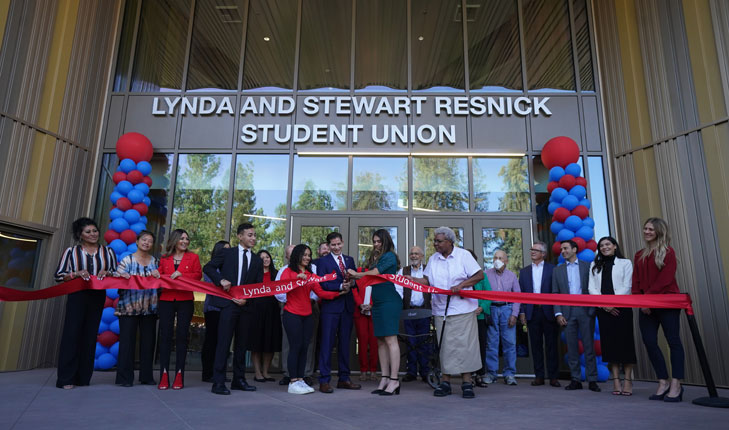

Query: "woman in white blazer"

xmin=588 ymin=236 xmax=637 ymax=396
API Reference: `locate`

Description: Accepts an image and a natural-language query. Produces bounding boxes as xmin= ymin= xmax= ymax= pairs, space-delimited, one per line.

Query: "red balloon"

xmin=586 ymin=240 xmax=598 ymax=252
xmin=116 ymin=132 xmax=153 ymax=163
xmin=593 ymin=340 xmax=602 ymax=356
xmin=547 ymin=181 xmax=559 ymax=193
xmin=104 ymin=230 xmax=119 ymax=244
xmin=572 ymin=205 xmax=590 ymax=219
xmin=104 ymin=297 xmax=114 ymax=307
xmin=541 ymin=136 xmax=580 ymax=169
xmin=132 ymin=203 xmax=148 ymax=216
xmin=578 ymin=340 xmax=584 ymax=354
xmin=97 ymin=331 xmax=119 ymax=348
xmin=573 ymin=237 xmax=586 ymax=251
xmin=116 ymin=197 xmax=132 ymax=211
xmin=120 ymin=229 xmax=137 ymax=245
xmin=552 ymin=241 xmax=562 ymax=256
xmin=127 ymin=170 xmax=144 ymax=185
xmin=553 ymin=207 xmax=570 ymax=223
xmin=575 ymin=176 xmax=587 ymax=187
xmin=558 ymin=174 xmax=576 ymax=190
xmin=112 ymin=171 xmax=127 ymax=184
xmin=142 ymin=176 xmax=153 ymax=187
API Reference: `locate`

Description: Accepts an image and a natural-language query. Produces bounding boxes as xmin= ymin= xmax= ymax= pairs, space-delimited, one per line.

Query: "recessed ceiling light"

xmin=263 ymin=36 xmax=270 ymax=41
xmin=418 ymin=36 xmax=424 ymax=41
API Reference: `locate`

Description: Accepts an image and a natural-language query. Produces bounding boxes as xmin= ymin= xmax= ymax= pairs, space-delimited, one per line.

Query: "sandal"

xmin=371 ymin=375 xmax=389 ymax=394
xmin=474 ymin=375 xmax=488 ymax=388
xmin=434 ymin=381 xmax=452 ymax=397
xmin=621 ymin=378 xmax=633 ymax=396
xmin=611 ymin=378 xmax=622 ymax=395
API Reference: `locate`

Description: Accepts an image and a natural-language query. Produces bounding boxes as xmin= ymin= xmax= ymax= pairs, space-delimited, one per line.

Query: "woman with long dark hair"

xmin=348 ymin=229 xmax=402 ymax=396
xmin=588 ymin=236 xmax=636 ymax=396
xmin=157 ymin=229 xmax=202 ymax=390
xmin=249 ymin=249 xmax=283 ymax=382
xmin=201 ymin=240 xmax=230 ymax=382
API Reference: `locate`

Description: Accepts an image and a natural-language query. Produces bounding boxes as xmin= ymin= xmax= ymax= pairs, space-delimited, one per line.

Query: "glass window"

xmin=574 ymin=0 xmax=595 ymax=91
xmin=113 ymin=0 xmax=139 ymax=92
xmin=412 ymin=157 xmax=469 ymax=212
xmin=131 ymin=0 xmax=191 ymax=92
xmin=354 ymin=0 xmax=407 ymax=91
xmin=523 ymin=0 xmax=575 ymax=91
xmin=480 ymin=227 xmax=523 ymax=273
xmin=292 ymin=156 xmax=347 ymax=210
xmin=186 ymin=0 xmax=245 ymax=91
xmin=411 ymin=0 xmax=465 ymax=91
xmin=588 ymin=156 xmax=610 ymax=240
xmin=242 ymin=0 xmax=297 ymax=91
xmin=352 ymin=157 xmax=407 ymax=211
xmin=356 ymin=226 xmax=398 ymax=268
xmin=171 ymin=154 xmax=231 ymax=259
xmin=467 ymin=0 xmax=522 ymax=92
xmin=423 ymin=226 xmax=464 ymax=261
xmin=0 ymin=228 xmax=41 ymax=289
xmin=300 ymin=225 xmax=339 ymax=255
xmin=231 ymin=154 xmax=288 ymax=267
xmin=473 ymin=157 xmax=530 ymax=212
xmin=298 ymin=0 xmax=352 ymax=91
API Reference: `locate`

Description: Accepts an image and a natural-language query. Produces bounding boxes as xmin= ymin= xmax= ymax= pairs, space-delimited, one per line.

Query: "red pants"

xmin=353 ymin=313 xmax=378 ymax=372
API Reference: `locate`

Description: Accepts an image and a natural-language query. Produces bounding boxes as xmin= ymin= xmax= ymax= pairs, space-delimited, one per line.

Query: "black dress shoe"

xmin=211 ymin=383 xmax=230 ymax=395
xmin=279 ymin=376 xmax=291 ymax=386
xmin=253 ymin=377 xmax=267 ymax=383
xmin=588 ymin=382 xmax=601 ymax=392
xmin=565 ymin=380 xmax=583 ymax=390
xmin=231 ymin=379 xmax=257 ymax=391
xmin=120 ymin=383 xmax=133 ymax=387
xmin=549 ymin=379 xmax=561 ymax=387
xmin=531 ymin=378 xmax=545 ymax=386
xmin=202 ymin=376 xmax=213 ymax=383
xmin=649 ymin=387 xmax=670 ymax=400
xmin=140 ymin=380 xmax=157 ymax=386
xmin=402 ymin=374 xmax=417 ymax=382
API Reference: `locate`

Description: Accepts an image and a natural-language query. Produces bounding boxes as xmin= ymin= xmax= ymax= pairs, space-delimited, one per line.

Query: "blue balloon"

xmin=96 ymin=353 xmax=117 ymax=370
xmin=110 ymin=341 xmax=119 ymax=357
xmin=95 ymin=343 xmax=108 ymax=358
xmin=579 ymin=354 xmax=586 ymax=366
xmin=109 ymin=208 xmax=124 ymax=220
xmin=116 ymin=165 xmax=122 ymax=172
xmin=565 ymin=215 xmax=583 ymax=232
xmin=578 ymin=249 xmax=596 ymax=262
xmin=548 ymin=202 xmax=561 ymax=215
xmin=106 ymin=288 xmax=118 ymax=299
xmin=130 ymin=222 xmax=145 ymax=235
xmin=597 ymin=364 xmax=610 ymax=382
xmin=127 ymin=243 xmax=138 ymax=253
xmin=579 ymin=199 xmax=591 ymax=209
xmin=116 ymin=180 xmax=133 ymax=196
xmin=576 ymin=226 xmax=594 ymax=240
xmin=136 ymin=161 xmax=152 ymax=176
xmin=142 ymin=197 xmax=151 ymax=206
xmin=134 ymin=183 xmax=150 ymax=195
xmin=110 ymin=218 xmax=129 ymax=233
xmin=98 ymin=321 xmax=109 ymax=334
xmin=139 ymin=216 xmax=148 ymax=225
xmin=110 ymin=319 xmax=120 ymax=335
xmin=101 ymin=307 xmax=116 ymax=324
xmin=565 ymin=163 xmax=581 ymax=177
xmin=549 ymin=166 xmax=566 ymax=182
xmin=551 ymin=187 xmax=568 ymax=203
xmin=583 ymin=217 xmax=595 ymax=228
xmin=119 ymin=159 xmax=136 ymax=173
xmin=556 ymin=229 xmax=575 ymax=241
xmin=562 ymin=195 xmax=579 ymax=210
xmin=569 ymin=185 xmax=587 ymax=200
xmin=558 ymin=255 xmax=565 ymax=265
xmin=123 ymin=209 xmax=141 ymax=224
xmin=580 ymin=365 xmax=586 ymax=382
xmin=550 ymin=221 xmax=565 ymax=234
xmin=127 ymin=189 xmax=144 ymax=204
xmin=110 ymin=191 xmax=122 ymax=205
xmin=560 ymin=331 xmax=567 ymax=343
xmin=109 ymin=239 xmax=127 ymax=255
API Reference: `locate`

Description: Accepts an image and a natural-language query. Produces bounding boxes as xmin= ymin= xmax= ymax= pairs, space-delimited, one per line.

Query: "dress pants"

xmin=318 ymin=310 xmax=353 ymax=383
xmin=201 ymin=310 xmax=220 ymax=381
xmin=282 ymin=311 xmax=314 ymax=378
xmin=305 ymin=300 xmax=320 ymax=376
xmin=279 ymin=304 xmax=289 ymax=377
xmin=214 ymin=304 xmax=253 ymax=384
xmin=353 ymin=313 xmax=378 ymax=373
xmin=404 ymin=317 xmax=430 ymax=377
xmin=486 ymin=305 xmax=517 ymax=377
xmin=157 ymin=300 xmax=194 ymax=379
xmin=115 ymin=314 xmax=157 ymax=385
xmin=564 ymin=307 xmax=597 ymax=382
xmin=527 ymin=306 xmax=559 ymax=380
xmin=639 ymin=308 xmax=684 ymax=379
xmin=476 ymin=318 xmax=488 ymax=375
xmin=56 ymin=290 xmax=106 ymax=387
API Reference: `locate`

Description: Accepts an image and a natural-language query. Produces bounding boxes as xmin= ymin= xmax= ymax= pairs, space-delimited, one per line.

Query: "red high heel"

xmin=172 ymin=371 xmax=184 ymax=390
xmin=158 ymin=370 xmax=169 ymax=390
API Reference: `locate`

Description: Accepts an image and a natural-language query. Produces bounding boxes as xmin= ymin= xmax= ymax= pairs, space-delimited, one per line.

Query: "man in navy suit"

xmin=203 ymin=222 xmax=264 ymax=395
xmin=518 ymin=241 xmax=560 ymax=387
xmin=315 ymin=232 xmax=360 ymax=393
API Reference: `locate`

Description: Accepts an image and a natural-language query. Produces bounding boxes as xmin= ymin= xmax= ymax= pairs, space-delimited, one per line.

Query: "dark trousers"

xmin=318 ymin=311 xmax=353 ymax=383
xmin=639 ymin=308 xmax=685 ymax=379
xmin=115 ymin=314 xmax=157 ymax=385
xmin=56 ymin=290 xmax=106 ymax=387
xmin=564 ymin=308 xmax=597 ymax=382
xmin=527 ymin=308 xmax=560 ymax=380
xmin=157 ymin=300 xmax=194 ymax=379
xmin=477 ymin=318 xmax=487 ymax=375
xmin=201 ymin=310 xmax=220 ymax=380
xmin=404 ymin=317 xmax=431 ymax=377
xmin=283 ymin=310 xmax=314 ymax=379
xmin=214 ymin=304 xmax=253 ymax=384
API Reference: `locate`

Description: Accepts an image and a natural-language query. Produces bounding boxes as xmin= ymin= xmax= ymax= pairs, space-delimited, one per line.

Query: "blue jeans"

xmin=486 ymin=305 xmax=517 ymax=377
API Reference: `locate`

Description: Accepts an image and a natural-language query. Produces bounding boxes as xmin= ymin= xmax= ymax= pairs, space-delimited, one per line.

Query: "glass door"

xmin=414 ymin=217 xmax=473 ymax=261
xmin=290 ymin=216 xmax=349 ymax=254
xmin=348 ymin=217 xmax=408 ymax=269
xmin=472 ymin=219 xmax=532 ymax=270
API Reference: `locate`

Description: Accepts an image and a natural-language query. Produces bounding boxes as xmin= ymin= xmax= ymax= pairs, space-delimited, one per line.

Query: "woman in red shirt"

xmin=280 ymin=244 xmax=347 ymax=394
xmin=157 ymin=229 xmax=202 ymax=390
xmin=632 ymin=217 xmax=684 ymax=402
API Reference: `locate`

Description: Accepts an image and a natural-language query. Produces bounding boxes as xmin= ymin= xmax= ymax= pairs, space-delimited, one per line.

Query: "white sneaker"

xmin=483 ymin=374 xmax=497 ymax=384
xmin=298 ymin=380 xmax=315 ymax=393
xmin=505 ymin=375 xmax=518 ymax=385
xmin=288 ymin=381 xmax=309 ymax=394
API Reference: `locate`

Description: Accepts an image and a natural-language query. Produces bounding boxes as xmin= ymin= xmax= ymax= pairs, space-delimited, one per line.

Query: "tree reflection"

xmin=413 ymin=158 xmax=469 ymax=211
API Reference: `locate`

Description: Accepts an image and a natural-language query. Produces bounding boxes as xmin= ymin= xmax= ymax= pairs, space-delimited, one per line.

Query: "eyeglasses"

xmin=529 ymin=248 xmax=545 ymax=253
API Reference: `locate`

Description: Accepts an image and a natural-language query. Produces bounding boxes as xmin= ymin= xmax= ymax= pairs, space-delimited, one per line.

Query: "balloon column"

xmin=95 ymin=132 xmax=154 ymax=370
xmin=542 ymin=136 xmax=597 ymax=263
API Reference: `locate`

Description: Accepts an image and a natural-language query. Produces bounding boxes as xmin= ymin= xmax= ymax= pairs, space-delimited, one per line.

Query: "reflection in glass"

xmin=357 ymin=226 xmax=398 ymax=268
xmin=354 ymin=0 xmax=407 ymax=91
xmin=423 ymin=226 xmax=464 ymax=261
xmin=292 ymin=156 xmax=347 ymax=210
xmin=298 ymin=0 xmax=351 ymax=91
xmin=413 ymin=157 xmax=469 ymax=212
xmin=186 ymin=0 xmax=245 ymax=91
xmin=468 ymin=0 xmax=522 ymax=92
xmin=588 ymin=156 xmax=610 ymax=240
xmin=131 ymin=0 xmax=191 ymax=92
xmin=473 ymin=157 xmax=530 ymax=212
xmin=574 ymin=0 xmax=595 ymax=91
xmin=172 ymin=154 xmax=231 ymax=259
xmin=242 ymin=0 xmax=297 ymax=91
xmin=231 ymin=154 xmax=288 ymax=266
xmin=411 ymin=0 xmax=465 ymax=91
xmin=0 ymin=231 xmax=40 ymax=289
xmin=113 ymin=0 xmax=139 ymax=92
xmin=352 ymin=157 xmax=407 ymax=211
xmin=481 ymin=228 xmax=522 ymax=274
xmin=523 ymin=0 xmax=575 ymax=91
xmin=300 ymin=226 xmax=339 ymax=255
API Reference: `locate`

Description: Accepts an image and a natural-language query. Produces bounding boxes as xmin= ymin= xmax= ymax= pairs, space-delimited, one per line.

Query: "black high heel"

xmin=380 ymin=377 xmax=400 ymax=396
xmin=649 ymin=386 xmax=670 ymax=400
xmin=371 ymin=375 xmax=388 ymax=394
xmin=664 ymin=386 xmax=684 ymax=403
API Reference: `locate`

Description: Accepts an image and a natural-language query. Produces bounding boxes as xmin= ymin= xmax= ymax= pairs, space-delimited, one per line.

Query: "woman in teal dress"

xmin=348 ymin=229 xmax=402 ymax=396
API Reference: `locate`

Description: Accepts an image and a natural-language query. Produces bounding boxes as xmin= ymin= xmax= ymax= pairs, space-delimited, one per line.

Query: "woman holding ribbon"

xmin=633 ymin=218 xmax=685 ymax=402
xmin=114 ymin=230 xmax=160 ymax=387
xmin=157 ymin=229 xmax=201 ymax=390
xmin=348 ymin=229 xmax=402 ymax=396
xmin=54 ymin=217 xmax=117 ymax=389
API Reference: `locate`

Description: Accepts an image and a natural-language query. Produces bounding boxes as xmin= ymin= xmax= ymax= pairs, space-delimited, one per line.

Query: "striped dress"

xmin=115 ymin=254 xmax=159 ymax=316
xmin=54 ymin=244 xmax=118 ymax=281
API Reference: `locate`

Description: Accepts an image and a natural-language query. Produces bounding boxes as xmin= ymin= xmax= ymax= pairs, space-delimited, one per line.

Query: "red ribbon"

xmin=0 ymin=273 xmax=337 ymax=302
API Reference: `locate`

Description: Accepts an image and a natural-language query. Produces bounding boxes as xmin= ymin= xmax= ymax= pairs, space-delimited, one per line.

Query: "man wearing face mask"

xmin=484 ymin=250 xmax=522 ymax=385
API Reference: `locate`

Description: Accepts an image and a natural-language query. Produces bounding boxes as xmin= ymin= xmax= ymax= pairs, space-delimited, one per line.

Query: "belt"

xmin=408 ymin=304 xmax=427 ymax=309
xmin=491 ymin=302 xmax=511 ymax=307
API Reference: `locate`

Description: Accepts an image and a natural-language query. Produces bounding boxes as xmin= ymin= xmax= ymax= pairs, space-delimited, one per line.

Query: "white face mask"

xmin=493 ymin=259 xmax=505 ymax=270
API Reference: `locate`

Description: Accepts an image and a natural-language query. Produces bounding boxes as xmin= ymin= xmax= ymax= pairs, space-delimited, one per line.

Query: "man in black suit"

xmin=552 ymin=240 xmax=600 ymax=392
xmin=203 ymin=222 xmax=264 ymax=395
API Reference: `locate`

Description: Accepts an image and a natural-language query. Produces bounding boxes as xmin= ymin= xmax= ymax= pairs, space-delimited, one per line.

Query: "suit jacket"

xmin=587 ymin=258 xmax=633 ymax=296
xmin=202 ymin=246 xmax=264 ymax=309
xmin=158 ymin=251 xmax=202 ymax=301
xmin=401 ymin=265 xmax=431 ymax=309
xmin=316 ymin=253 xmax=355 ymax=314
xmin=552 ymin=259 xmax=595 ymax=319
xmin=518 ymin=262 xmax=555 ymax=322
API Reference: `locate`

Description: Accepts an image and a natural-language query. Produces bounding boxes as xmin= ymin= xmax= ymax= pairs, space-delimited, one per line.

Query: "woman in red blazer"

xmin=157 ymin=229 xmax=202 ymax=390
xmin=352 ymin=273 xmax=378 ymax=381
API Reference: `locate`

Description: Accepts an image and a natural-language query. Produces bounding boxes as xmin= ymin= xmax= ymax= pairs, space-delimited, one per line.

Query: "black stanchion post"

xmin=685 ymin=312 xmax=729 ymax=408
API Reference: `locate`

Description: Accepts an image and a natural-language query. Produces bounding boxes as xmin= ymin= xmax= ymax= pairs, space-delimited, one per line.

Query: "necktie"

xmin=239 ymin=249 xmax=248 ymax=285
xmin=338 ymin=255 xmax=346 ymax=279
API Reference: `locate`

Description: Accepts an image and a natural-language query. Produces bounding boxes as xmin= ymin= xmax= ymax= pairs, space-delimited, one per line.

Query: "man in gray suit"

xmin=552 ymin=240 xmax=601 ymax=392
